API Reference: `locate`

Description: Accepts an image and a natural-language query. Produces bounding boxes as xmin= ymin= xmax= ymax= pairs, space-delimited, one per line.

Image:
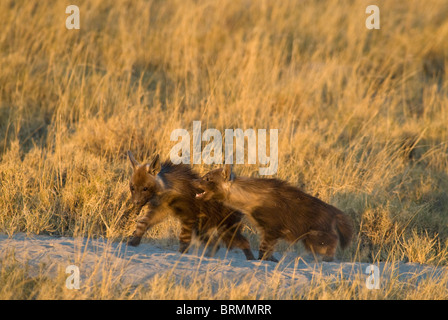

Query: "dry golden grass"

xmin=0 ymin=0 xmax=447 ymax=299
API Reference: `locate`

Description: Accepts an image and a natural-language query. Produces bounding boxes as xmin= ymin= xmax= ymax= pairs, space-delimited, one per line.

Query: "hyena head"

xmin=128 ymin=151 xmax=163 ymax=208
xmin=195 ymin=164 xmax=233 ymax=201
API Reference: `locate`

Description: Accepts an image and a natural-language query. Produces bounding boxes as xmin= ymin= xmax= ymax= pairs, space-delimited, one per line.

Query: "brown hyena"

xmin=126 ymin=151 xmax=255 ymax=260
xmin=195 ymin=165 xmax=353 ymax=262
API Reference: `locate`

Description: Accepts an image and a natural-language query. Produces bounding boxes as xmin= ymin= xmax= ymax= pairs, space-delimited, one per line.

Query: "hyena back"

xmin=127 ymin=151 xmax=255 ymax=260
xmin=195 ymin=165 xmax=353 ymax=262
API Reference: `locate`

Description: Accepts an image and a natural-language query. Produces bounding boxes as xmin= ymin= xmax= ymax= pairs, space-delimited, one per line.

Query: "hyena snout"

xmin=191 ymin=178 xmax=203 ymax=189
xmin=132 ymin=196 xmax=150 ymax=208
xmin=132 ymin=198 xmax=145 ymax=206
xmin=193 ymin=179 xmax=213 ymax=200
xmin=304 ymin=230 xmax=338 ymax=261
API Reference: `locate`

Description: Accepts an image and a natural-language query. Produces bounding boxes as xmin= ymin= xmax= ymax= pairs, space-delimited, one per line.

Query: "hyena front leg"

xmin=219 ymin=223 xmax=255 ymax=260
xmin=127 ymin=206 xmax=169 ymax=247
xmin=178 ymin=218 xmax=196 ymax=253
xmin=258 ymin=231 xmax=279 ymax=262
xmin=196 ymin=230 xmax=221 ymax=257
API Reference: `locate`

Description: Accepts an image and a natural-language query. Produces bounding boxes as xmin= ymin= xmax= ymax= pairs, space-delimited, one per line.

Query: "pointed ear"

xmin=128 ymin=151 xmax=139 ymax=170
xmin=146 ymin=154 xmax=161 ymax=175
xmin=222 ymin=164 xmax=233 ymax=181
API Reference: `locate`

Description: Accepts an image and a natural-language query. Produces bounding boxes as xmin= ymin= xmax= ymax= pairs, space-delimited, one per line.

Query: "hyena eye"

xmin=130 ymin=185 xmax=135 ymax=192
xmin=143 ymin=187 xmax=148 ymax=191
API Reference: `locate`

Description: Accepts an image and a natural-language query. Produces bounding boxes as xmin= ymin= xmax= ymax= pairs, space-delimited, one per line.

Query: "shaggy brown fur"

xmin=195 ymin=165 xmax=353 ymax=262
xmin=126 ymin=151 xmax=255 ymax=260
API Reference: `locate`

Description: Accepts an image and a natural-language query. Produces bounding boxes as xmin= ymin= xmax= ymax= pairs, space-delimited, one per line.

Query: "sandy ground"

xmin=0 ymin=233 xmax=446 ymax=294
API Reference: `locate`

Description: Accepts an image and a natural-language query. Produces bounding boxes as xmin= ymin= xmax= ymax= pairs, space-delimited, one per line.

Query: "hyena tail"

xmin=335 ymin=213 xmax=353 ymax=249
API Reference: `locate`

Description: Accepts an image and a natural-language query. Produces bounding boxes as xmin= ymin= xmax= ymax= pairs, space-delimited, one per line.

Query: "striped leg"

xmin=178 ymin=219 xmax=196 ymax=253
xmin=219 ymin=223 xmax=255 ymax=260
xmin=127 ymin=205 xmax=169 ymax=246
xmin=258 ymin=231 xmax=279 ymax=262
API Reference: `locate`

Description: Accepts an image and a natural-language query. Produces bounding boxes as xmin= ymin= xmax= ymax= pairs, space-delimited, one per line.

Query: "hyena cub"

xmin=195 ymin=165 xmax=353 ymax=262
xmin=126 ymin=151 xmax=255 ymax=260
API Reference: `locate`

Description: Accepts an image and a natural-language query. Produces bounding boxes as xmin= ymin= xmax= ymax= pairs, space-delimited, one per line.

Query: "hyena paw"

xmin=178 ymin=243 xmax=189 ymax=254
xmin=258 ymin=251 xmax=279 ymax=263
xmin=127 ymin=236 xmax=142 ymax=247
xmin=264 ymin=256 xmax=279 ymax=263
xmin=243 ymin=249 xmax=256 ymax=260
